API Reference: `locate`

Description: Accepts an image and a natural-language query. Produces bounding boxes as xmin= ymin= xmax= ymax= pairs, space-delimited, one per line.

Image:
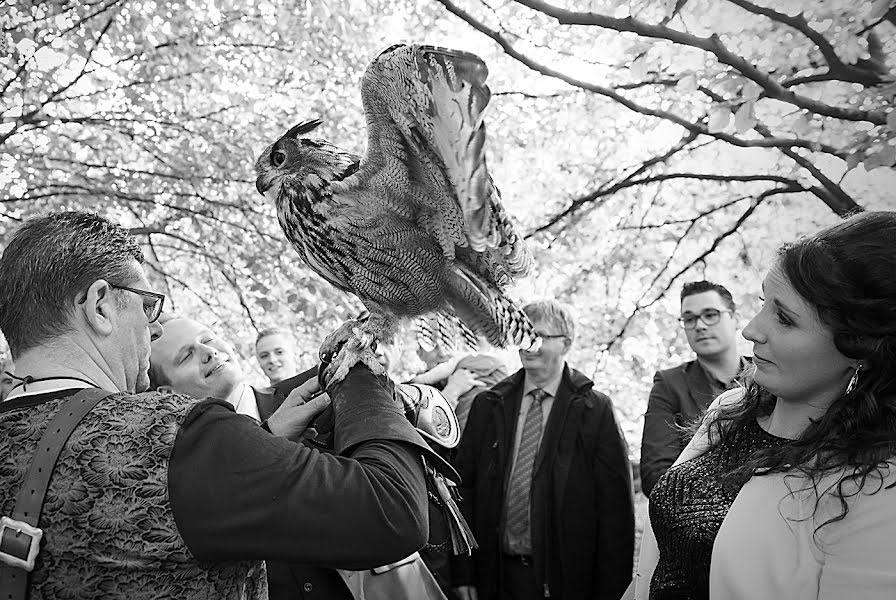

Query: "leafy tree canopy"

xmin=2 ymin=0 xmax=894 ymax=450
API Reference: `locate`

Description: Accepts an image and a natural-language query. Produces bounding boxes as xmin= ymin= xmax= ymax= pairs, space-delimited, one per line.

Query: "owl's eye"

xmin=272 ymin=150 xmax=287 ymax=167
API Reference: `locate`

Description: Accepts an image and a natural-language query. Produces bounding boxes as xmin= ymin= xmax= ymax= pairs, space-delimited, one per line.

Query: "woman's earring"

xmin=845 ymin=365 xmax=862 ymax=396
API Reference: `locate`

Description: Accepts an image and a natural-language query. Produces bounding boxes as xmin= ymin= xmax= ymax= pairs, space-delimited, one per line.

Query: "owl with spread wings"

xmin=255 ymin=44 xmax=538 ymax=382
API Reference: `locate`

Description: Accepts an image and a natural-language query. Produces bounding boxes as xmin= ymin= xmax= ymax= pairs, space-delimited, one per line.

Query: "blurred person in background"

xmin=639 ymin=280 xmax=749 ymax=497
xmin=255 ymin=326 xmax=300 ymax=386
xmin=410 ymin=341 xmax=507 ymax=436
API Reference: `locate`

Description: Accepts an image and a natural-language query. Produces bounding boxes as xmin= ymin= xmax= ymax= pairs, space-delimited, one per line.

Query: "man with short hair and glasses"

xmin=451 ymin=300 xmax=634 ymax=600
xmin=639 ymin=280 xmax=750 ymax=497
xmin=108 ymin=284 xmax=166 ymax=323
xmin=0 ymin=211 xmax=434 ymax=599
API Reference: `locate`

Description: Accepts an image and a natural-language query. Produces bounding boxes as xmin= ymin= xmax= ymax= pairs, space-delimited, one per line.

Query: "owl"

xmin=255 ymin=44 xmax=538 ymax=382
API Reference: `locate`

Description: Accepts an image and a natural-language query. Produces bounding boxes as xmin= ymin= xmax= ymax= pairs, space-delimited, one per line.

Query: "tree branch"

xmin=617 ymin=194 xmax=753 ymax=229
xmin=433 ymin=0 xmax=846 ymax=154
xmin=0 ymin=0 xmax=123 ymax=99
xmin=599 ymin=186 xmax=788 ymax=351
xmin=724 ymin=0 xmax=888 ymax=86
xmin=509 ymin=0 xmax=887 ymax=124
xmin=527 ymin=118 xmax=809 ymax=236
xmin=696 ymin=86 xmax=863 ymax=215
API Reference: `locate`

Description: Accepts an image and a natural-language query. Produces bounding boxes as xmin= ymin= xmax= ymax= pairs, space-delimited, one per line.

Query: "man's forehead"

xmin=257 ymin=334 xmax=293 ymax=350
xmin=681 ymin=291 xmax=727 ymax=314
xmin=530 ymin=315 xmax=564 ymax=332
xmin=153 ymin=318 xmax=209 ymax=354
xmin=128 ymin=261 xmax=151 ymax=285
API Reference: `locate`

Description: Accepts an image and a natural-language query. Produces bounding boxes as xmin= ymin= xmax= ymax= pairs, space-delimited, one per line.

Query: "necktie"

xmin=505 ymin=388 xmax=548 ymax=547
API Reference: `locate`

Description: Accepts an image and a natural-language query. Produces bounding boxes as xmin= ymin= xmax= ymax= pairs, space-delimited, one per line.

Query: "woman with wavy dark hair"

xmin=626 ymin=211 xmax=896 ymax=600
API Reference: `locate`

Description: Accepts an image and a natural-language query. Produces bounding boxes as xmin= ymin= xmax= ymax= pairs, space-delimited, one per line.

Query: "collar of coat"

xmin=480 ymin=363 xmax=594 ymax=404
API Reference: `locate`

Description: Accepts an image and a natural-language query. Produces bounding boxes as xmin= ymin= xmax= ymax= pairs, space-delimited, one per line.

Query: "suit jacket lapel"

xmin=534 ymin=379 xmax=572 ymax=476
xmin=499 ymin=381 xmax=525 ymax=492
xmin=254 ymin=387 xmax=280 ymax=422
xmin=549 ymin=396 xmax=586 ymax=512
xmin=684 ymin=360 xmax=715 ymax=412
xmin=254 ymin=366 xmax=318 ymax=422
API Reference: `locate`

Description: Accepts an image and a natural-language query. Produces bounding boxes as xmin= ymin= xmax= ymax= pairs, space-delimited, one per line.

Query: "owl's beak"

xmin=255 ymin=176 xmax=268 ymax=196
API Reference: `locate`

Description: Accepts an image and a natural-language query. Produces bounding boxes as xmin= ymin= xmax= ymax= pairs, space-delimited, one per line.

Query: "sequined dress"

xmin=647 ymin=418 xmax=790 ymax=600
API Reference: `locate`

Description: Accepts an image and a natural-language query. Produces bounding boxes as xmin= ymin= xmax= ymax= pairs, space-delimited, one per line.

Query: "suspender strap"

xmin=0 ymin=388 xmax=114 ymax=600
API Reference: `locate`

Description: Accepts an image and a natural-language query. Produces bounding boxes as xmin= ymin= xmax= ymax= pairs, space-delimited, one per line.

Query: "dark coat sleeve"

xmin=448 ymin=390 xmax=489 ymax=587
xmin=639 ymin=370 xmax=681 ymax=497
xmin=168 ymin=365 xmax=428 ymax=569
xmin=591 ymin=392 xmax=635 ymax=600
xmin=271 ymin=366 xmax=319 ymax=405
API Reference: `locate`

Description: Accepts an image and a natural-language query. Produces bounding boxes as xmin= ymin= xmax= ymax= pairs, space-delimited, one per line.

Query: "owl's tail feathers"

xmin=413 ymin=313 xmax=479 ymax=354
xmin=445 ymin=265 xmax=539 ymax=351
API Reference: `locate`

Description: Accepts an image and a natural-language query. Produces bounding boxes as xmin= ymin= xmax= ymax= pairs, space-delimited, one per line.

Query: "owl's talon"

xmin=324 ymin=335 xmax=385 ymax=387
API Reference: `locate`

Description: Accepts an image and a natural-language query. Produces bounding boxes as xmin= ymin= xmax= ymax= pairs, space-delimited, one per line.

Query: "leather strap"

xmin=0 ymin=388 xmax=113 ymax=600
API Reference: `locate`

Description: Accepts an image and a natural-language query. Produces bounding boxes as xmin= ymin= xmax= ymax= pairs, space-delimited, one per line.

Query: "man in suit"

xmin=149 ymin=316 xmax=359 ymax=599
xmin=256 ymin=327 xmax=301 ymax=386
xmin=639 ymin=280 xmax=749 ymax=497
xmin=451 ymin=300 xmax=634 ymax=600
xmin=150 ymin=316 xmax=450 ymax=600
xmin=148 ymin=315 xmax=318 ymax=423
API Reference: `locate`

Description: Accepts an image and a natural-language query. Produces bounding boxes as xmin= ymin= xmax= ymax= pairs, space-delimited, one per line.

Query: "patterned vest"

xmin=0 ymin=391 xmax=267 ymax=600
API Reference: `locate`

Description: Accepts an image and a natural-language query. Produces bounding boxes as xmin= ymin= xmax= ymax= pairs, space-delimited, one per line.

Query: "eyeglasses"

xmin=110 ymin=284 xmax=165 ymax=323
xmin=678 ymin=309 xmax=731 ymax=330
xmin=535 ymin=331 xmax=569 ymax=340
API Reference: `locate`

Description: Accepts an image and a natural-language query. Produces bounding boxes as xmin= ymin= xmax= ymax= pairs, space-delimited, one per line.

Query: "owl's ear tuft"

xmin=285 ymin=119 xmax=323 ymax=138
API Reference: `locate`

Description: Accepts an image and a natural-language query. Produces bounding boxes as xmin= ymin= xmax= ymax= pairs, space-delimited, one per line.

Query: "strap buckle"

xmin=0 ymin=516 xmax=43 ymax=572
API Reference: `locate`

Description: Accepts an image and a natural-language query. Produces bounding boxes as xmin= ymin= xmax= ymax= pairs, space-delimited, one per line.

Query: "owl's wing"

xmin=357 ymin=44 xmax=532 ymax=285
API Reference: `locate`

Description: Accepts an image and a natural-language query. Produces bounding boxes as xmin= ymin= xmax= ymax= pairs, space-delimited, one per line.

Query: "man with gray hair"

xmin=451 ymin=300 xmax=634 ymax=600
xmin=0 ymin=211 xmax=433 ymax=599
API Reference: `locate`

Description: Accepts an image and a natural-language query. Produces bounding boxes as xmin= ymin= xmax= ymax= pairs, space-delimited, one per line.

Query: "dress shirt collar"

xmin=226 ymin=382 xmax=261 ymax=422
xmin=696 ymin=357 xmax=748 ymax=389
xmin=5 ymin=378 xmax=99 ymax=402
xmin=522 ymin=366 xmax=564 ymax=400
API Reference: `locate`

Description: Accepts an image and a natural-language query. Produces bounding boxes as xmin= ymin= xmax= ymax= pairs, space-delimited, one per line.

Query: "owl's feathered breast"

xmin=276 ymin=182 xmax=355 ymax=294
xmin=276 ymin=178 xmax=446 ymax=315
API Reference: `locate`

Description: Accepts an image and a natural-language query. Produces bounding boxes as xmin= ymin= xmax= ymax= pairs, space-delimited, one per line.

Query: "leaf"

xmin=870 ymin=0 xmax=891 ymax=20
xmin=741 ymin=82 xmax=761 ymax=102
xmin=734 ymin=101 xmax=757 ymax=133
xmin=707 ymin=107 xmax=730 ymax=133
xmin=887 ymin=110 xmax=896 ymax=134
xmin=863 ymin=145 xmax=896 ymax=171
xmin=629 ymin=55 xmax=649 ymax=81
xmin=662 ymin=0 xmax=678 ymax=18
xmin=792 ymin=114 xmax=811 ymax=137
xmin=677 ymin=72 xmax=698 ymax=92
xmin=845 ymin=151 xmax=864 ymax=171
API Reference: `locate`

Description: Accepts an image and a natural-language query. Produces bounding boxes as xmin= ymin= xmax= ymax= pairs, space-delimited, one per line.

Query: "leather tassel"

xmin=424 ymin=456 xmax=478 ymax=555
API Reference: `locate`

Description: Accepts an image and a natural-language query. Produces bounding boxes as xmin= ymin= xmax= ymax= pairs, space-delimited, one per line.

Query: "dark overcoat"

xmin=451 ymin=365 xmax=634 ymax=600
